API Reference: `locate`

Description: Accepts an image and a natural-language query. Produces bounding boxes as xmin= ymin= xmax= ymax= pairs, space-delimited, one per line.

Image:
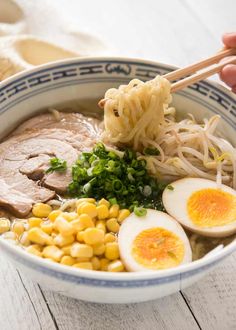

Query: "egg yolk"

xmin=187 ymin=188 xmax=236 ymax=227
xmin=131 ymin=227 xmax=184 ymax=269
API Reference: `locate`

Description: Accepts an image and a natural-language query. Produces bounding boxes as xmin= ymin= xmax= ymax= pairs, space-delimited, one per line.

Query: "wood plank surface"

xmin=0 ymin=0 xmax=236 ymax=329
xmin=182 ymin=253 xmax=236 ymax=330
xmin=41 ymin=289 xmax=200 ymax=330
xmin=0 ymin=254 xmax=56 ymax=330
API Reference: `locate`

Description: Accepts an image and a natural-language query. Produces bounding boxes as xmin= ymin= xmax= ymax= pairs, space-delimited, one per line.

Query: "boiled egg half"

xmin=118 ymin=209 xmax=192 ymax=271
xmin=163 ymin=178 xmax=236 ymax=237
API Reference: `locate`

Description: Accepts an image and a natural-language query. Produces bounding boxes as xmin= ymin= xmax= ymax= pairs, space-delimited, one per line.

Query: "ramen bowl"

xmin=0 ymin=57 xmax=236 ymax=304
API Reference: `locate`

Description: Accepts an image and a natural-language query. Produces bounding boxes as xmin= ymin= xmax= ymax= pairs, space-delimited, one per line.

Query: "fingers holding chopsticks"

xmin=223 ymin=32 xmax=236 ymax=48
xmin=220 ymin=33 xmax=236 ymax=93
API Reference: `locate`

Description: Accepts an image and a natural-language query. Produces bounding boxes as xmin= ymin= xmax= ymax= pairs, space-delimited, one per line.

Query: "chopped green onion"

xmin=127 ymin=173 xmax=135 ymax=182
xmin=109 ymin=197 xmax=118 ymax=205
xmin=143 ymin=185 xmax=152 ymax=197
xmin=83 ymin=182 xmax=92 ymax=194
xmin=143 ymin=147 xmax=160 ymax=156
xmin=68 ymin=143 xmax=165 ymax=211
xmin=167 ymin=185 xmax=174 ymax=191
xmin=112 ymin=179 xmax=123 ymax=193
xmin=134 ymin=206 xmax=147 ymax=217
xmin=46 ymin=158 xmax=67 ymax=174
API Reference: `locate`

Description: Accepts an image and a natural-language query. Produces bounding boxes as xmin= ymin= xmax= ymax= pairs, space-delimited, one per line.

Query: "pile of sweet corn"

xmin=0 ymin=198 xmax=130 ymax=272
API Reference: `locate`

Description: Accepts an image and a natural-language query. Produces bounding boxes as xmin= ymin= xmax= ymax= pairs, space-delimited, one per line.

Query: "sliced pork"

xmin=12 ymin=111 xmax=102 ymax=137
xmin=0 ymin=179 xmax=34 ymax=217
xmin=0 ymin=112 xmax=100 ymax=216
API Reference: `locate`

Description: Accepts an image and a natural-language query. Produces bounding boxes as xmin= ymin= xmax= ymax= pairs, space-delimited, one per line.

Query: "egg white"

xmin=118 ymin=209 xmax=192 ymax=272
xmin=163 ymin=178 xmax=236 ymax=237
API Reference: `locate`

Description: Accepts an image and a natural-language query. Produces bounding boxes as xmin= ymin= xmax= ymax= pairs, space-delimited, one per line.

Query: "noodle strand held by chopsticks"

xmin=103 ymin=76 xmax=171 ymax=146
xmin=102 ymin=75 xmax=236 ymax=188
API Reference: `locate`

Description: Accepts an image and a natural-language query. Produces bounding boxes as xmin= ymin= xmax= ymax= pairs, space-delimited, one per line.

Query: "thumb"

xmin=222 ymin=32 xmax=236 ymax=48
xmin=219 ymin=63 xmax=236 ymax=87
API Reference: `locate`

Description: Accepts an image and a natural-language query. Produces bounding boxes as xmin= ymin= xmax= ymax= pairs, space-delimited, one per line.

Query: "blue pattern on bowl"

xmin=1 ymin=239 xmax=228 ymax=287
xmin=0 ymin=59 xmax=235 ymax=126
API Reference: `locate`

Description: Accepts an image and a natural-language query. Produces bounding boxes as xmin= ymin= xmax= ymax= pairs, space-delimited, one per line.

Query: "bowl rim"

xmin=0 ymin=54 xmax=235 ymax=102
xmin=0 ymin=55 xmax=236 ymax=281
xmin=0 ymin=235 xmax=235 ymax=281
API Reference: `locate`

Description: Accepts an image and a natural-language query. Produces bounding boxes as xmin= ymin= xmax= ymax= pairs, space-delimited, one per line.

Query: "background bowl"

xmin=0 ymin=57 xmax=236 ymax=304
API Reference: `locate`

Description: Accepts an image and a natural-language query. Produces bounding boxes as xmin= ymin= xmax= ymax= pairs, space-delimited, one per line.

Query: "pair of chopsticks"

xmin=166 ymin=48 xmax=236 ymax=92
xmin=98 ymin=48 xmax=236 ymax=109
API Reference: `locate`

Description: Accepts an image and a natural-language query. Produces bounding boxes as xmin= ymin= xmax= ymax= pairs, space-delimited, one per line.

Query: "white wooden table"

xmin=1 ymin=0 xmax=236 ymax=329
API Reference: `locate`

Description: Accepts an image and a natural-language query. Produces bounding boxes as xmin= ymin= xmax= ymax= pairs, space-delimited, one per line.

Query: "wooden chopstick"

xmin=171 ymin=55 xmax=236 ymax=93
xmin=164 ymin=48 xmax=236 ymax=82
xmin=98 ymin=48 xmax=236 ymax=108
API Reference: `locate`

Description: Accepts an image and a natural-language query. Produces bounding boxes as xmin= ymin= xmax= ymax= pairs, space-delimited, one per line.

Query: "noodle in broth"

xmin=102 ymin=76 xmax=236 ymax=188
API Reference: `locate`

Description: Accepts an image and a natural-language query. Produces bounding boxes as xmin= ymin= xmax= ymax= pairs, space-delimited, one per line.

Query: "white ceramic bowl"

xmin=0 ymin=57 xmax=236 ymax=304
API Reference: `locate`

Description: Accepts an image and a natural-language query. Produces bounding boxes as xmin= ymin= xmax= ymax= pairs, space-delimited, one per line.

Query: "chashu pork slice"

xmin=12 ymin=112 xmax=102 ymax=138
xmin=0 ymin=179 xmax=35 ymax=217
xmin=0 ymin=129 xmax=79 ymax=192
xmin=0 ymin=127 xmax=98 ymax=216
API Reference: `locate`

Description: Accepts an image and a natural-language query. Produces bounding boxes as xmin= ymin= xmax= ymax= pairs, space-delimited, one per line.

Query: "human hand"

xmin=220 ymin=32 xmax=236 ymax=93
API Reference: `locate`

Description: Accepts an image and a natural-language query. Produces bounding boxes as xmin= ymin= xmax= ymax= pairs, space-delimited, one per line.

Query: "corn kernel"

xmin=12 ymin=222 xmax=25 ymax=236
xmin=100 ymin=258 xmax=109 ymax=271
xmin=70 ymin=243 xmax=93 ymax=258
xmin=93 ymin=243 xmax=105 ymax=256
xmin=70 ymin=219 xmax=84 ymax=232
xmin=77 ymin=200 xmax=96 ymax=215
xmin=28 ymin=227 xmax=53 ymax=245
xmin=96 ymin=205 xmax=109 ymax=220
xmin=62 ymin=244 xmax=72 ymax=255
xmin=105 ymin=242 xmax=120 ymax=260
xmin=48 ymin=210 xmax=61 ymax=222
xmin=106 ymin=218 xmax=120 ymax=233
xmin=76 ymin=231 xmax=85 ymax=242
xmin=78 ymin=214 xmax=95 ymax=229
xmin=26 ymin=245 xmax=42 ymax=257
xmin=79 ymin=203 xmax=97 ymax=218
xmin=76 ymin=257 xmax=90 ymax=262
xmin=40 ymin=221 xmax=53 ymax=235
xmin=108 ymin=260 xmax=124 ymax=272
xmin=19 ymin=232 xmax=31 ymax=246
xmin=53 ymin=234 xmax=75 ymax=247
xmin=42 ymin=245 xmax=64 ymax=262
xmin=51 ymin=230 xmax=58 ymax=237
xmin=62 ymin=212 xmax=77 ymax=222
xmin=118 ymin=209 xmax=130 ymax=223
xmin=23 ymin=222 xmax=30 ymax=231
xmin=91 ymin=256 xmax=101 ymax=270
xmin=104 ymin=233 xmax=116 ymax=243
xmin=73 ymin=262 xmax=93 ymax=270
xmin=31 ymin=244 xmax=43 ymax=252
xmin=76 ymin=202 xmax=87 ymax=215
xmin=109 ymin=204 xmax=119 ymax=218
xmin=98 ymin=198 xmax=110 ymax=208
xmin=32 ymin=203 xmax=52 ymax=218
xmin=60 ymin=256 xmax=76 ymax=266
xmin=71 ymin=216 xmax=95 ymax=232
xmin=28 ymin=217 xmax=42 ymax=228
xmin=54 ymin=217 xmax=76 ymax=236
xmin=96 ymin=220 xmax=106 ymax=233
xmin=0 ymin=218 xmax=10 ymax=234
xmin=77 ymin=198 xmax=96 ymax=205
xmin=83 ymin=228 xmax=104 ymax=245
